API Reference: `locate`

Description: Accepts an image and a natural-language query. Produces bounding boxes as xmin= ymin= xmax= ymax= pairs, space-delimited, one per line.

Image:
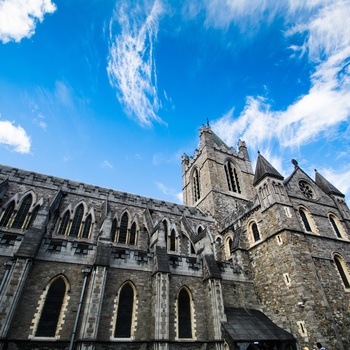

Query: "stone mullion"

xmin=77 ymin=266 xmax=107 ymax=350
xmin=0 ymin=258 xmax=32 ymax=349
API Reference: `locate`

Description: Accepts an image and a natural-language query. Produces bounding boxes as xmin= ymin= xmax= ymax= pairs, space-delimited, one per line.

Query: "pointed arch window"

xmin=251 ymin=223 xmax=260 ymax=242
xmin=192 ymin=168 xmax=201 ymax=202
xmin=35 ymin=277 xmax=66 ymax=337
xmin=27 ymin=204 xmax=40 ymax=228
xmin=170 ymin=229 xmax=176 ymax=251
xmin=114 ymin=283 xmax=135 ymax=338
xmin=225 ymin=236 xmax=233 ymax=259
xmin=12 ymin=194 xmax=32 ymax=229
xmin=329 ymin=214 xmax=344 ymax=239
xmin=177 ymin=287 xmax=193 ymax=339
xmin=129 ymin=222 xmax=137 ymax=246
xmin=224 ymin=161 xmax=241 ymax=193
xmin=163 ymin=220 xmax=169 ymax=250
xmin=111 ymin=218 xmax=117 ymax=242
xmin=298 ymin=208 xmax=313 ymax=232
xmin=0 ymin=200 xmax=15 ymax=227
xmin=119 ymin=213 xmax=128 ymax=244
xmin=333 ymin=254 xmax=350 ymax=289
xmin=69 ymin=204 xmax=84 ymax=237
xmin=57 ymin=211 xmax=70 ymax=236
xmin=81 ymin=214 xmax=92 ymax=239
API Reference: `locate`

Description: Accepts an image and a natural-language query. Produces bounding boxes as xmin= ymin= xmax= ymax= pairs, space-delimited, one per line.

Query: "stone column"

xmin=153 ymin=272 xmax=170 ymax=350
xmin=208 ymin=279 xmax=226 ymax=350
xmin=76 ymin=265 xmax=108 ymax=350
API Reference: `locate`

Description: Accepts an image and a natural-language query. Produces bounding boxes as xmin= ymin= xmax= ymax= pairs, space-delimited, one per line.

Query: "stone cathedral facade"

xmin=0 ymin=125 xmax=350 ymax=350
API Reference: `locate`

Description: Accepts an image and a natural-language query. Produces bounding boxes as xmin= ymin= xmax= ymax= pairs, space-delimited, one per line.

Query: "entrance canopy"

xmin=222 ymin=308 xmax=296 ymax=342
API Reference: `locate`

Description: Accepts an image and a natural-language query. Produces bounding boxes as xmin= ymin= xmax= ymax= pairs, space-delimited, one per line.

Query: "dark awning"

xmin=222 ymin=308 xmax=296 ymax=342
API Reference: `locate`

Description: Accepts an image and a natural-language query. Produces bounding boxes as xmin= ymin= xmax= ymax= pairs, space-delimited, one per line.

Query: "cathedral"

xmin=0 ymin=125 xmax=349 ymax=350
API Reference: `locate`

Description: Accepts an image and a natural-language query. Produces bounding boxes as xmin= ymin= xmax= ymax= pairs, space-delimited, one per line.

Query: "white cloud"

xmin=107 ymin=0 xmax=165 ymax=127
xmin=0 ymin=120 xmax=31 ymax=153
xmin=0 ymin=0 xmax=56 ymax=43
xmin=319 ymin=167 xmax=350 ymax=199
xmin=212 ymin=0 xmax=350 ymax=159
xmin=156 ymin=181 xmax=183 ymax=203
xmin=101 ymin=160 xmax=113 ymax=169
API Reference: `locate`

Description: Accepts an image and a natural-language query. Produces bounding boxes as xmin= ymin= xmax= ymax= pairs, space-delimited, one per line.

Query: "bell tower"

xmin=182 ymin=125 xmax=255 ymax=223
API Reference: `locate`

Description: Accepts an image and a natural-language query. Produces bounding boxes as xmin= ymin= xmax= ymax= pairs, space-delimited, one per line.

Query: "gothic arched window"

xmin=329 ymin=214 xmax=344 ymax=238
xmin=114 ymin=283 xmax=135 ymax=338
xmin=12 ymin=194 xmax=32 ymax=229
xmin=192 ymin=168 xmax=201 ymax=202
xmin=81 ymin=214 xmax=92 ymax=239
xmin=333 ymin=254 xmax=350 ymax=289
xmin=225 ymin=236 xmax=233 ymax=259
xmin=224 ymin=161 xmax=241 ymax=193
xmin=35 ymin=277 xmax=67 ymax=337
xmin=57 ymin=211 xmax=70 ymax=236
xmin=177 ymin=287 xmax=193 ymax=339
xmin=111 ymin=218 xmax=117 ymax=242
xmin=0 ymin=200 xmax=15 ymax=227
xmin=27 ymin=204 xmax=40 ymax=228
xmin=251 ymin=222 xmax=260 ymax=242
xmin=69 ymin=204 xmax=84 ymax=237
xmin=170 ymin=229 xmax=176 ymax=251
xmin=119 ymin=213 xmax=128 ymax=244
xmin=163 ymin=220 xmax=169 ymax=249
xmin=129 ymin=222 xmax=136 ymax=246
xmin=299 ymin=208 xmax=312 ymax=232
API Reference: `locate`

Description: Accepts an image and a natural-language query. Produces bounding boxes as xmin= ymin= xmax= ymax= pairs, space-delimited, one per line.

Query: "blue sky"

xmin=0 ymin=0 xmax=350 ymax=203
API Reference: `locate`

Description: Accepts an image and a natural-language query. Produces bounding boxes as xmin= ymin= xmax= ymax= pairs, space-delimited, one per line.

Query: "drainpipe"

xmin=69 ymin=266 xmax=92 ymax=350
xmin=0 ymin=260 xmax=14 ymax=294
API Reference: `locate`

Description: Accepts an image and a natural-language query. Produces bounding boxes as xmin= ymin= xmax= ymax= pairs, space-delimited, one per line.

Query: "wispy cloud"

xmin=211 ymin=1 xmax=350 ymax=160
xmin=101 ymin=160 xmax=113 ymax=169
xmin=156 ymin=181 xmax=183 ymax=203
xmin=107 ymin=0 xmax=165 ymax=127
xmin=319 ymin=166 xmax=350 ymax=198
xmin=0 ymin=119 xmax=31 ymax=153
xmin=0 ymin=0 xmax=56 ymax=43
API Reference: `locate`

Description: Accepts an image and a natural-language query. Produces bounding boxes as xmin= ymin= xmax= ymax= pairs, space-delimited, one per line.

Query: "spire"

xmin=315 ymin=170 xmax=344 ymax=198
xmin=253 ymin=153 xmax=284 ymax=186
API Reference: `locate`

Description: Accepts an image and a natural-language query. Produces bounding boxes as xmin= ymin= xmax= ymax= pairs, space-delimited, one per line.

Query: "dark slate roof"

xmin=253 ymin=153 xmax=284 ymax=186
xmin=315 ymin=171 xmax=344 ymax=198
xmin=204 ymin=254 xmax=222 ymax=279
xmin=95 ymin=244 xmax=111 ymax=266
xmin=222 ymin=308 xmax=296 ymax=342
xmin=212 ymin=130 xmax=230 ymax=148
xmin=0 ymin=178 xmax=8 ymax=200
xmin=154 ymin=246 xmax=170 ymax=274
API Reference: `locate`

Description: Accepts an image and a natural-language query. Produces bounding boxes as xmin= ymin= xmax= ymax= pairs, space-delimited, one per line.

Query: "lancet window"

xmin=224 ymin=161 xmax=241 ymax=193
xmin=35 ymin=276 xmax=67 ymax=337
xmin=177 ymin=287 xmax=193 ymax=339
xmin=114 ymin=282 xmax=135 ymax=338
